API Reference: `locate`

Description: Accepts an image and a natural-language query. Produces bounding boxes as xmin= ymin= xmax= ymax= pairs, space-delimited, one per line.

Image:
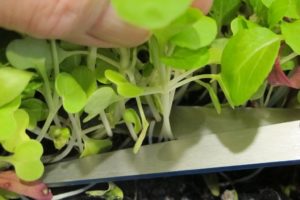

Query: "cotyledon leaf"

xmin=84 ymin=87 xmax=120 ymax=122
xmin=0 ymin=67 xmax=32 ymax=107
xmin=55 ymin=73 xmax=87 ymax=113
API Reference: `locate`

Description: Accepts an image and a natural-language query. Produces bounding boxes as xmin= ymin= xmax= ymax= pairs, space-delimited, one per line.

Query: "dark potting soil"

xmin=52 ymin=165 xmax=300 ymax=200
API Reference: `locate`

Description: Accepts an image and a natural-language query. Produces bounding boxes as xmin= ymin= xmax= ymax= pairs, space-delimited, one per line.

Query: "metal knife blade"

xmin=43 ymin=107 xmax=300 ymax=186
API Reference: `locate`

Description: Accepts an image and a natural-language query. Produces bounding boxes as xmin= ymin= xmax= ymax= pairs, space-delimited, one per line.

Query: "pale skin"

xmin=0 ymin=0 xmax=213 ymax=47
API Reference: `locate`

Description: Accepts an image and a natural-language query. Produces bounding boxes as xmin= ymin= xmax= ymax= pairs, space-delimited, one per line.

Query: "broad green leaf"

xmin=154 ymin=8 xmax=203 ymax=44
xmin=0 ymin=97 xmax=21 ymax=141
xmin=14 ymin=160 xmax=44 ymax=182
xmin=221 ymin=27 xmax=281 ymax=105
xmin=49 ymin=126 xmax=70 ymax=150
xmin=268 ymin=0 xmax=289 ymax=27
xmin=55 ymin=73 xmax=87 ymax=113
xmin=248 ymin=0 xmax=269 ymax=24
xmin=71 ymin=67 xmax=97 ymax=97
xmin=84 ymin=87 xmax=120 ymax=122
xmin=0 ymin=96 xmax=21 ymax=112
xmin=0 ymin=110 xmax=16 ymax=141
xmin=80 ymin=137 xmax=112 ymax=158
xmin=170 ymin=15 xmax=217 ymax=49
xmin=0 ymin=67 xmax=32 ymax=107
xmin=21 ymin=98 xmax=48 ymax=129
xmin=210 ymin=0 xmax=241 ymax=27
xmin=286 ymin=0 xmax=300 ymax=19
xmin=123 ymin=109 xmax=142 ymax=133
xmin=111 ymin=0 xmax=193 ymax=29
xmin=297 ymin=0 xmax=300 ymax=16
xmin=281 ymin=20 xmax=300 ymax=54
xmin=231 ymin=16 xmax=259 ymax=35
xmin=117 ymin=83 xmax=144 ymax=98
xmin=208 ymin=38 xmax=229 ymax=64
xmin=161 ymin=47 xmax=209 ymax=70
xmin=262 ymin=0 xmax=275 ymax=7
xmin=12 ymin=140 xmax=44 ymax=181
xmin=2 ymin=109 xmax=30 ymax=152
xmin=6 ymin=37 xmax=52 ymax=72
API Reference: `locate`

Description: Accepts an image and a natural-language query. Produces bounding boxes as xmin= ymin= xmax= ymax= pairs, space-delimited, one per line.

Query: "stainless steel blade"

xmin=43 ymin=107 xmax=300 ymax=186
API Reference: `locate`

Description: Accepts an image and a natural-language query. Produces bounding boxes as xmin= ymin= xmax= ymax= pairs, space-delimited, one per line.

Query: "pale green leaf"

xmin=6 ymin=37 xmax=52 ymax=72
xmin=170 ymin=15 xmax=217 ymax=49
xmin=84 ymin=87 xmax=120 ymax=122
xmin=230 ymin=16 xmax=259 ymax=35
xmin=0 ymin=96 xmax=21 ymax=112
xmin=154 ymin=8 xmax=203 ymax=44
xmin=210 ymin=0 xmax=241 ymax=27
xmin=111 ymin=0 xmax=193 ymax=29
xmin=281 ymin=20 xmax=300 ymax=54
xmin=268 ymin=0 xmax=290 ymax=27
xmin=55 ymin=73 xmax=87 ymax=113
xmin=0 ymin=67 xmax=32 ymax=107
xmin=21 ymin=98 xmax=48 ymax=129
xmin=208 ymin=38 xmax=228 ymax=64
xmin=161 ymin=47 xmax=209 ymax=70
xmin=105 ymin=70 xmax=144 ymax=98
xmin=71 ymin=67 xmax=97 ymax=97
xmin=262 ymin=0 xmax=275 ymax=7
xmin=220 ymin=27 xmax=281 ymax=105
xmin=117 ymin=83 xmax=144 ymax=98
xmin=12 ymin=140 xmax=44 ymax=181
xmin=105 ymin=70 xmax=128 ymax=85
xmin=0 ymin=110 xmax=16 ymax=141
xmin=2 ymin=109 xmax=30 ymax=152
xmin=285 ymin=0 xmax=300 ymax=18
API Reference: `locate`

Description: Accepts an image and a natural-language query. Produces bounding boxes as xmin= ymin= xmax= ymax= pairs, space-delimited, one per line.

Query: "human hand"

xmin=0 ymin=0 xmax=213 ymax=47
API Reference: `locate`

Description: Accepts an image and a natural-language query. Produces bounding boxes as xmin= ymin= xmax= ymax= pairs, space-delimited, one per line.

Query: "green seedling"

xmin=0 ymin=2 xmax=299 ymax=197
xmin=80 ymin=137 xmax=112 ymax=158
xmin=55 ymin=72 xmax=87 ymax=113
xmin=49 ymin=126 xmax=71 ymax=150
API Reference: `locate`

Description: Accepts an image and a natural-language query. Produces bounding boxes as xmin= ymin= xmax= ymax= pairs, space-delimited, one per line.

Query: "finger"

xmin=87 ymin=4 xmax=150 ymax=47
xmin=192 ymin=0 xmax=214 ymax=14
xmin=0 ymin=0 xmax=149 ymax=47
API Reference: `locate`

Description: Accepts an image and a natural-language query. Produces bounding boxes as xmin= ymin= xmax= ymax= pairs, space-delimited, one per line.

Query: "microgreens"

xmin=0 ymin=1 xmax=299 ymax=197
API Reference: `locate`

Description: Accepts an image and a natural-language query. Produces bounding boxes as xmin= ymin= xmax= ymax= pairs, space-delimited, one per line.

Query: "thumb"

xmin=192 ymin=0 xmax=214 ymax=14
xmin=0 ymin=0 xmax=149 ymax=47
xmin=0 ymin=0 xmax=213 ymax=48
